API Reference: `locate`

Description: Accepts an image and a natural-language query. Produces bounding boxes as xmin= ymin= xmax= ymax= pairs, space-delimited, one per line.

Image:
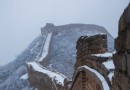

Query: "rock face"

xmin=70 ymin=34 xmax=114 ymax=90
xmin=112 ymin=3 xmax=130 ymax=90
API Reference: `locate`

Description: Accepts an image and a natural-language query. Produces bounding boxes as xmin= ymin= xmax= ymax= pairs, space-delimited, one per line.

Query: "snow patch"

xmin=112 ymin=51 xmax=116 ymax=54
xmin=49 ymin=64 xmax=52 ymax=68
xmin=79 ymin=65 xmax=110 ymax=90
xmin=57 ymin=32 xmax=61 ymax=36
xmin=103 ymin=60 xmax=115 ymax=70
xmin=20 ymin=74 xmax=28 ymax=80
xmin=108 ymin=72 xmax=114 ymax=82
xmin=87 ymin=33 xmax=106 ymax=37
xmin=92 ymin=52 xmax=113 ymax=57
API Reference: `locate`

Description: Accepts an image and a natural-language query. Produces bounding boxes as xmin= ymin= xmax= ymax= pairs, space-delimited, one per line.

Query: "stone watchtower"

xmin=70 ymin=34 xmax=112 ymax=90
xmin=75 ymin=34 xmax=108 ymax=69
xmin=41 ymin=23 xmax=55 ymax=35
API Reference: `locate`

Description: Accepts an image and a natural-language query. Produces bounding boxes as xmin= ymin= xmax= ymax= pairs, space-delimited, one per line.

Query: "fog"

xmin=0 ymin=0 xmax=129 ymax=65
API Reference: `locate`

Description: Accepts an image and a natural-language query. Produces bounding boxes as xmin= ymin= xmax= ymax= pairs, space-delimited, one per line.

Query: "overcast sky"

xmin=0 ymin=0 xmax=129 ymax=65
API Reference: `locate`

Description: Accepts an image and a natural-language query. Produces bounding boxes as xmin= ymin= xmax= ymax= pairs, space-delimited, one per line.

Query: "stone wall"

xmin=27 ymin=63 xmax=65 ymax=90
xmin=75 ymin=34 xmax=108 ymax=68
xmin=112 ymin=3 xmax=130 ymax=90
xmin=70 ymin=67 xmax=103 ymax=90
xmin=39 ymin=33 xmax=53 ymax=67
xmin=70 ymin=72 xmax=82 ymax=90
xmin=76 ymin=34 xmax=108 ymax=55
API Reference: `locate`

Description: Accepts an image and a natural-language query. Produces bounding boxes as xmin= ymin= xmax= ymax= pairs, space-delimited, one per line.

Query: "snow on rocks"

xmin=27 ymin=62 xmax=66 ymax=86
xmin=108 ymin=72 xmax=114 ymax=82
xmin=103 ymin=60 xmax=115 ymax=70
xmin=103 ymin=60 xmax=115 ymax=83
xmin=87 ymin=33 xmax=106 ymax=37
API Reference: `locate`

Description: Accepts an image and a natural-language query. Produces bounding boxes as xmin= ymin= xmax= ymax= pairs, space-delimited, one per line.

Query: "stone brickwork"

xmin=75 ymin=34 xmax=112 ymax=86
xmin=76 ymin=34 xmax=108 ymax=55
xmin=75 ymin=34 xmax=108 ymax=68
xmin=70 ymin=67 xmax=103 ymax=90
xmin=112 ymin=3 xmax=130 ymax=90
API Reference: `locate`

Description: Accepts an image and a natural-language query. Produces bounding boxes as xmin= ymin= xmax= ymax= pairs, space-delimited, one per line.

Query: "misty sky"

xmin=0 ymin=0 xmax=129 ymax=65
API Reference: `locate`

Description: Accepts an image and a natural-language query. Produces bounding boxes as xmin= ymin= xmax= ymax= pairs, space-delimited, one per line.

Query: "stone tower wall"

xmin=70 ymin=34 xmax=112 ymax=90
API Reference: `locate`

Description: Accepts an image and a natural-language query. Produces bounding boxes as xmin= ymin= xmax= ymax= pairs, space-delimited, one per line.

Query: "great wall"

xmin=26 ymin=3 xmax=130 ymax=90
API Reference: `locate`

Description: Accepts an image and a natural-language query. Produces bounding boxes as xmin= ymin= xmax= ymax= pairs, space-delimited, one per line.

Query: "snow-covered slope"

xmin=0 ymin=24 xmax=114 ymax=90
xmin=0 ymin=36 xmax=45 ymax=90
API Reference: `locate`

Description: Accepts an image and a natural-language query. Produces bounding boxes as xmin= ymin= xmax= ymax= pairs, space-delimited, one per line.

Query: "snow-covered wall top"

xmin=39 ymin=32 xmax=52 ymax=62
xmin=27 ymin=62 xmax=66 ymax=86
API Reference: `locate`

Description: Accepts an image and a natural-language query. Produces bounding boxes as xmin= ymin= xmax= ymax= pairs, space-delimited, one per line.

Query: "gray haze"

xmin=0 ymin=0 xmax=129 ymax=65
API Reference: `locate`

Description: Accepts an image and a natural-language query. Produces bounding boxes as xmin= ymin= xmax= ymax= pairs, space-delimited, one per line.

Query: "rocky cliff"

xmin=112 ymin=3 xmax=130 ymax=90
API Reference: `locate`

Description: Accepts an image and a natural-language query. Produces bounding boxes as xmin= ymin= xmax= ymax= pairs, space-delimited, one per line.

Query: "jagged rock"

xmin=119 ymin=3 xmax=130 ymax=34
xmin=126 ymin=29 xmax=130 ymax=51
xmin=113 ymin=53 xmax=126 ymax=72
xmin=113 ymin=71 xmax=130 ymax=90
xmin=126 ymin=54 xmax=130 ymax=77
xmin=112 ymin=3 xmax=130 ymax=90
